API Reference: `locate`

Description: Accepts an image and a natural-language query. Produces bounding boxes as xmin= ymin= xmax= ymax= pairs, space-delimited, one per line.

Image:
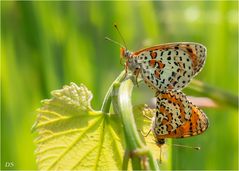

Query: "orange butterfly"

xmin=152 ymin=91 xmax=209 ymax=148
xmin=120 ymin=42 xmax=206 ymax=92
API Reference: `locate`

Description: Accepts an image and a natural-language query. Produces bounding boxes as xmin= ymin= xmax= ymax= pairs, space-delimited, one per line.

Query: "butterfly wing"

xmin=133 ymin=42 xmax=206 ymax=91
xmin=152 ymin=91 xmax=209 ymax=139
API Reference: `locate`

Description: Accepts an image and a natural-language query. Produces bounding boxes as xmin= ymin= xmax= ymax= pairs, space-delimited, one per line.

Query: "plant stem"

xmin=112 ymin=77 xmax=159 ymax=170
xmin=189 ymin=79 xmax=238 ymax=108
xmin=122 ymin=150 xmax=130 ymax=170
xmin=101 ymin=71 xmax=125 ymax=113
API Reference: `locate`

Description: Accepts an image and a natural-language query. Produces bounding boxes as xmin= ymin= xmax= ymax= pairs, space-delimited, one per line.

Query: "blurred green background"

xmin=1 ymin=1 xmax=238 ymax=170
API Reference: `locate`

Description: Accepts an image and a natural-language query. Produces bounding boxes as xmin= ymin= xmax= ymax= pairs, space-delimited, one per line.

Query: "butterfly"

xmin=152 ymin=91 xmax=209 ymax=148
xmin=121 ymin=42 xmax=206 ymax=91
xmin=107 ymin=25 xmax=208 ymax=157
xmin=119 ymin=41 xmax=208 ymax=147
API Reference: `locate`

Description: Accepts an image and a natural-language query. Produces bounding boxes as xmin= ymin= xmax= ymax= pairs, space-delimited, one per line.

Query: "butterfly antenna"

xmin=114 ymin=23 xmax=128 ymax=49
xmin=105 ymin=37 xmax=124 ymax=47
xmin=173 ymin=144 xmax=200 ymax=150
xmin=159 ymin=146 xmax=162 ymax=163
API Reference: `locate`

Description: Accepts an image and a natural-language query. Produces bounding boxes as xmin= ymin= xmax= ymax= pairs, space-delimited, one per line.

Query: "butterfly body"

xmin=121 ymin=42 xmax=206 ymax=91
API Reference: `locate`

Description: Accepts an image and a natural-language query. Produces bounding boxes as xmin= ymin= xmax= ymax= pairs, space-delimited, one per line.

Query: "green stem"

xmin=112 ymin=77 xmax=159 ymax=170
xmin=189 ymin=79 xmax=238 ymax=108
xmin=100 ymin=71 xmax=125 ymax=113
xmin=122 ymin=150 xmax=130 ymax=170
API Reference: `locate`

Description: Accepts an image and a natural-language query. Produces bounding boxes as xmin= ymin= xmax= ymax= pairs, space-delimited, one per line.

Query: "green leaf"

xmin=133 ymin=105 xmax=160 ymax=159
xmin=33 ymin=83 xmax=124 ymax=170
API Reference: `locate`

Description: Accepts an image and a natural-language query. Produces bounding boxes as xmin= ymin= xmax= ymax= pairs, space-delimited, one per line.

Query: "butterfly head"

xmin=155 ymin=138 xmax=165 ymax=148
xmin=120 ymin=47 xmax=140 ymax=72
xmin=120 ymin=47 xmax=133 ymax=59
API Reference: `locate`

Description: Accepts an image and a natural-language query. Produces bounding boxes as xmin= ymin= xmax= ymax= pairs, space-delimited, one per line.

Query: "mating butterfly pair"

xmin=120 ymin=42 xmax=209 ymax=148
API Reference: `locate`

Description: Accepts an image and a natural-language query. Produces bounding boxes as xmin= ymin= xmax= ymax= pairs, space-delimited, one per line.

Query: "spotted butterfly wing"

xmin=152 ymin=91 xmax=208 ymax=141
xmin=127 ymin=42 xmax=206 ymax=91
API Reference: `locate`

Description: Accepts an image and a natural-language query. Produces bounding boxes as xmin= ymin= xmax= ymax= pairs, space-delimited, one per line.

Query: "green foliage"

xmin=1 ymin=1 xmax=238 ymax=170
xmin=33 ymin=79 xmax=162 ymax=170
xmin=33 ymin=83 xmax=124 ymax=170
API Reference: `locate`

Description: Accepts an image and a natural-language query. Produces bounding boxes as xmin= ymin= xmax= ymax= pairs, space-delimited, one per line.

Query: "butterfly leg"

xmin=122 ymin=63 xmax=128 ymax=80
xmin=134 ymin=67 xmax=140 ymax=87
xmin=140 ymin=129 xmax=151 ymax=137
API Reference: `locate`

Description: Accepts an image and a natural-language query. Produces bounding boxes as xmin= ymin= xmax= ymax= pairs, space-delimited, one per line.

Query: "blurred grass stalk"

xmin=189 ymin=79 xmax=238 ymax=109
